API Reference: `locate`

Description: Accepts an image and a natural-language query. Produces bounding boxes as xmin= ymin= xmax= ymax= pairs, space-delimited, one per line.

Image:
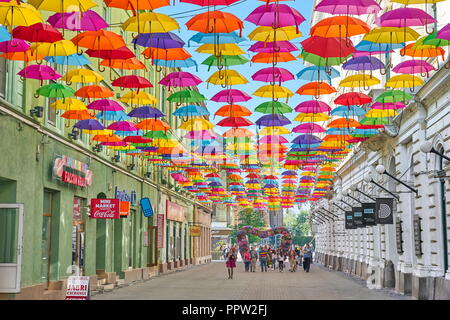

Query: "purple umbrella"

xmin=47 ymin=10 xmax=108 ymax=31
xmin=371 ymin=102 xmax=406 ymax=110
xmin=292 ymin=123 xmax=326 ymax=133
xmin=342 ymin=56 xmax=385 ymax=71
xmin=107 ymin=121 xmax=138 ymax=131
xmin=128 ymin=106 xmax=165 ymax=118
xmin=159 ymin=71 xmax=202 ymax=89
xmin=292 ymin=134 xmax=323 ymax=145
xmin=132 ymin=32 xmax=185 ymax=49
xmin=315 ymin=0 xmax=381 ymax=15
xmin=246 ymin=179 xmax=260 ymax=184
xmin=252 ymin=67 xmax=295 ymax=85
xmin=392 ymin=60 xmax=436 ymax=77
xmin=245 ymin=4 xmax=306 ymax=30
xmin=0 ymin=39 xmax=30 ymax=53
xmin=295 ymin=100 xmax=331 ymax=113
xmin=74 ymin=119 xmax=104 ymax=130
xmin=100 ymin=141 xmax=128 ymax=146
xmin=255 ymin=114 xmax=291 ymax=127
xmin=379 ymin=8 xmax=436 ymax=27
xmin=210 ymin=89 xmax=252 ymax=103
xmin=18 ymin=65 xmax=61 ymax=85
xmin=437 ymin=23 xmax=450 ymax=41
xmin=249 ymin=41 xmax=299 ymax=53
xmin=87 ymin=99 xmax=124 ymax=111
xmin=282 ymin=170 xmax=297 ymax=175
xmin=263 ymin=184 xmax=278 ymax=188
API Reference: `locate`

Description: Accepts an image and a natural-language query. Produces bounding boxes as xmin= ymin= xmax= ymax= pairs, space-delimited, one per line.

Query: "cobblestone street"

xmin=93 ymin=262 xmax=410 ymax=300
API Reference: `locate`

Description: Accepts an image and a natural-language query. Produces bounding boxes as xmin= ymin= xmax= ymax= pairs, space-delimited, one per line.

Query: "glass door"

xmin=41 ymin=191 xmax=53 ymax=288
xmin=0 ymin=204 xmax=24 ymax=293
xmin=71 ymin=197 xmax=85 ymax=275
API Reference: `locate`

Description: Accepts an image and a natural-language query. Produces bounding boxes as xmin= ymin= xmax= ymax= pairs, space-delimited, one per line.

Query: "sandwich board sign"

xmin=65 ymin=276 xmax=90 ymax=300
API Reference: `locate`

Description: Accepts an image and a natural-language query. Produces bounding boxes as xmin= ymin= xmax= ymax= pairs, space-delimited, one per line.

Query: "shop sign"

xmin=115 ymin=186 xmax=137 ymax=206
xmin=157 ymin=214 xmax=164 ymax=248
xmin=53 ymin=155 xmax=92 ymax=188
xmin=65 ymin=276 xmax=90 ymax=300
xmin=345 ymin=211 xmax=355 ymax=229
xmin=140 ymin=197 xmax=154 ymax=217
xmin=90 ymin=199 xmax=120 ymax=219
xmin=119 ymin=201 xmax=130 ymax=217
xmin=413 ymin=214 xmax=423 ymax=257
xmin=353 ymin=207 xmax=365 ymax=228
xmin=375 ymin=198 xmax=394 ymax=224
xmin=166 ymin=200 xmax=185 ymax=222
xmin=395 ymin=217 xmax=404 ymax=254
xmin=190 ymin=225 xmax=201 ymax=237
xmin=362 ymin=203 xmax=377 ymax=226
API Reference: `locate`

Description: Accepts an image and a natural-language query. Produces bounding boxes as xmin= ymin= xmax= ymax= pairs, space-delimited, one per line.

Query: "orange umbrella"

xmin=142 ymin=47 xmax=191 ymax=60
xmin=186 ymin=11 xmax=243 ymax=35
xmin=71 ymin=30 xmax=126 ymax=50
xmin=157 ymin=146 xmax=185 ymax=154
xmin=61 ymin=110 xmax=94 ymax=120
xmin=400 ymin=43 xmax=445 ymax=59
xmin=323 ymin=135 xmax=352 ymax=141
xmin=136 ymin=119 xmax=170 ymax=131
xmin=104 ymin=0 xmax=169 ymax=11
xmin=215 ymin=104 xmax=252 ymax=117
xmin=251 ymin=52 xmax=296 ymax=63
xmin=75 ymin=85 xmax=114 ymax=99
xmin=310 ymin=16 xmax=370 ymax=38
xmin=1 ymin=49 xmax=44 ymax=62
xmin=92 ymin=134 xmax=122 ymax=142
xmin=327 ymin=118 xmax=361 ymax=128
xmin=296 ymin=82 xmax=337 ymax=96
xmin=223 ymin=128 xmax=254 ymax=138
xmin=100 ymin=57 xmax=146 ymax=70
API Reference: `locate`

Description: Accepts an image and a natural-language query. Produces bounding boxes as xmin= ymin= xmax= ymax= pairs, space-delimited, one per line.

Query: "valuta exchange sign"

xmin=90 ymin=199 xmax=120 ymax=219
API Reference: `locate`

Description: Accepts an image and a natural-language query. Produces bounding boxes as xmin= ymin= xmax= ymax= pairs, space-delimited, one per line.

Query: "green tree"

xmin=229 ymin=208 xmax=266 ymax=244
xmin=285 ymin=209 xmax=312 ymax=246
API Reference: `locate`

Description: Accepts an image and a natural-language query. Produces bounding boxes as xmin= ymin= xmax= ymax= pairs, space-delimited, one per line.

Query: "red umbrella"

xmin=12 ymin=23 xmax=63 ymax=43
xmin=85 ymin=46 xmax=135 ymax=60
xmin=112 ymin=75 xmax=153 ymax=92
xmin=301 ymin=36 xmax=355 ymax=58
xmin=334 ymin=92 xmax=372 ymax=106
xmin=217 ymin=117 xmax=253 ymax=127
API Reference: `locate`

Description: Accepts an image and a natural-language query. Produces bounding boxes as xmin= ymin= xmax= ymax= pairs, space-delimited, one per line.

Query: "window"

xmin=47 ymin=97 xmax=57 ymax=126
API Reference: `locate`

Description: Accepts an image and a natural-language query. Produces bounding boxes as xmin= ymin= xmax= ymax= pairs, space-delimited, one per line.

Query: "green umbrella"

xmin=35 ymin=82 xmax=75 ymax=98
xmin=143 ymin=130 xmax=173 ymax=139
xmin=255 ymin=101 xmax=293 ymax=114
xmin=167 ymin=90 xmax=207 ymax=104
xmin=360 ymin=117 xmax=390 ymax=125
xmin=300 ymin=50 xmax=351 ymax=67
xmin=414 ymin=32 xmax=450 ymax=48
xmin=375 ymin=90 xmax=413 ymax=103
xmin=202 ymin=55 xmax=249 ymax=71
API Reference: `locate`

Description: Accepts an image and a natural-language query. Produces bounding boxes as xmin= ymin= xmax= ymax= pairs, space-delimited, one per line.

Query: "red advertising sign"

xmin=166 ymin=200 xmax=185 ymax=222
xmin=119 ymin=201 xmax=130 ymax=217
xmin=157 ymin=214 xmax=164 ymax=248
xmin=53 ymin=156 xmax=92 ymax=187
xmin=90 ymin=199 xmax=120 ymax=219
xmin=65 ymin=276 xmax=90 ymax=300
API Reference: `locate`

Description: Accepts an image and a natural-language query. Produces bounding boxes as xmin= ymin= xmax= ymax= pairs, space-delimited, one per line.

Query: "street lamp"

xmin=420 ymin=141 xmax=450 ymax=162
xmin=364 ymin=172 xmax=399 ymax=200
xmin=352 ymin=183 xmax=376 ymax=202
xmin=376 ymin=164 xmax=418 ymax=194
xmin=336 ymin=194 xmax=353 ymax=207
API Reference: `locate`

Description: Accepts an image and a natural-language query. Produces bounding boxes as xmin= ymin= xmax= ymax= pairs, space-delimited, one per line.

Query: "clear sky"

xmin=157 ymin=0 xmax=315 ymax=139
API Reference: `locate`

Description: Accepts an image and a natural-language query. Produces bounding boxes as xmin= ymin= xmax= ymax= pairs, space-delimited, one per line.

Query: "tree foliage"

xmin=229 ymin=208 xmax=266 ymax=244
xmin=284 ymin=209 xmax=312 ymax=246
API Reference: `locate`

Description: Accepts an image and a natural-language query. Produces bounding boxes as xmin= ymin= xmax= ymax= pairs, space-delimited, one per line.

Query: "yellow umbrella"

xmin=253 ymin=85 xmax=294 ymax=99
xmin=321 ymin=141 xmax=348 ymax=147
xmin=83 ymin=129 xmax=114 ymax=135
xmin=385 ymin=74 xmax=424 ymax=88
xmin=151 ymin=139 xmax=179 ymax=147
xmin=122 ymin=12 xmax=179 ymax=33
xmin=28 ymin=0 xmax=96 ymax=12
xmin=226 ymin=143 xmax=255 ymax=151
xmin=302 ymin=171 xmax=316 ymax=176
xmin=206 ymin=69 xmax=248 ymax=86
xmin=248 ymin=26 xmax=302 ymax=42
xmin=109 ymin=145 xmax=136 ymax=151
xmin=62 ymin=69 xmax=103 ymax=83
xmin=294 ymin=113 xmax=329 ymax=122
xmin=196 ymin=43 xmax=245 ymax=55
xmin=366 ymin=109 xmax=398 ymax=117
xmin=363 ymin=27 xmax=420 ymax=43
xmin=119 ymin=91 xmax=158 ymax=105
xmin=179 ymin=118 xmax=214 ymax=130
xmin=30 ymin=40 xmax=77 ymax=57
xmin=0 ymin=1 xmax=43 ymax=27
xmin=51 ymin=98 xmax=86 ymax=110
xmin=339 ymin=74 xmax=380 ymax=88
xmin=259 ymin=126 xmax=290 ymax=135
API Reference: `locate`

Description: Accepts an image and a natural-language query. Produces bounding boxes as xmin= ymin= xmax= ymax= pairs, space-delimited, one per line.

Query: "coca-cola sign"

xmin=90 ymin=199 xmax=120 ymax=219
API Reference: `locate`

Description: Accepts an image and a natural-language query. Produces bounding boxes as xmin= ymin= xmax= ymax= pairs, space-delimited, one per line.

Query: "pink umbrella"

xmin=87 ymin=99 xmax=124 ymax=111
xmin=47 ymin=10 xmax=108 ymax=31
xmin=100 ymin=141 xmax=128 ymax=146
xmin=252 ymin=67 xmax=295 ymax=85
xmin=353 ymin=50 xmax=393 ymax=57
xmin=295 ymin=100 xmax=331 ymax=113
xmin=18 ymin=65 xmax=61 ymax=85
xmin=0 ymin=39 xmax=30 ymax=53
xmin=392 ymin=59 xmax=435 ymax=77
xmin=292 ymin=123 xmax=326 ymax=133
xmin=107 ymin=121 xmax=138 ymax=131
xmin=379 ymin=8 xmax=436 ymax=28
xmin=315 ymin=0 xmax=381 ymax=15
xmin=259 ymin=135 xmax=289 ymax=144
xmin=159 ymin=71 xmax=202 ymax=89
xmin=249 ymin=41 xmax=299 ymax=53
xmin=371 ymin=102 xmax=406 ymax=110
xmin=437 ymin=23 xmax=450 ymax=41
xmin=245 ymin=4 xmax=305 ymax=31
xmin=184 ymin=130 xmax=217 ymax=140
xmin=210 ymin=89 xmax=251 ymax=103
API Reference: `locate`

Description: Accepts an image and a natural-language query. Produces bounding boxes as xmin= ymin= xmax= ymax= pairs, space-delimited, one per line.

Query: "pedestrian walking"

xmin=258 ymin=245 xmax=269 ymax=272
xmin=302 ymin=244 xmax=312 ymax=273
xmin=222 ymin=246 xmax=229 ymax=260
xmin=267 ymin=248 xmax=273 ymax=270
xmin=272 ymin=250 xmax=278 ymax=270
xmin=243 ymin=250 xmax=251 ymax=272
xmin=250 ymin=247 xmax=258 ymax=272
xmin=226 ymin=246 xmax=237 ymax=279
xmin=289 ymin=250 xmax=297 ymax=272
xmin=277 ymin=249 xmax=285 ymax=272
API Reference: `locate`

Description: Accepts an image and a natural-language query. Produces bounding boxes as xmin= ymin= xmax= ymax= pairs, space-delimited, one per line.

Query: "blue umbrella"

xmin=128 ymin=106 xmax=165 ymax=118
xmin=355 ymin=40 xmax=404 ymax=52
xmin=153 ymin=58 xmax=198 ymax=70
xmin=96 ymin=110 xmax=130 ymax=121
xmin=326 ymin=128 xmax=354 ymax=135
xmin=342 ymin=56 xmax=385 ymax=71
xmin=173 ymin=105 xmax=210 ymax=117
xmin=44 ymin=53 xmax=90 ymax=66
xmin=331 ymin=106 xmax=367 ymax=117
xmin=115 ymin=130 xmax=144 ymax=136
xmin=0 ymin=26 xmax=11 ymax=42
xmin=296 ymin=66 xmax=340 ymax=83
xmin=189 ymin=139 xmax=214 ymax=147
xmin=188 ymin=32 xmax=246 ymax=46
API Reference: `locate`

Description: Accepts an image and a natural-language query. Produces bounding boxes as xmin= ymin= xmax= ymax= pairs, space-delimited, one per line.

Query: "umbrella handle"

xmin=444 ymin=60 xmax=450 ymax=69
xmin=34 ymin=92 xmax=40 ymax=99
xmin=66 ymin=80 xmax=72 ymax=86
xmin=363 ymin=84 xmax=370 ymax=91
xmin=426 ymin=25 xmax=435 ymax=35
xmin=98 ymin=64 xmax=106 ymax=72
xmin=131 ymin=33 xmax=138 ymax=39
xmin=156 ymin=65 xmax=163 ymax=72
xmin=379 ymin=66 xmax=387 ymax=75
xmin=36 ymin=59 xmax=43 ymax=65
xmin=77 ymin=48 xmax=83 ymax=56
xmin=420 ymin=71 xmax=428 ymax=77
xmin=20 ymin=76 xmax=26 ymax=81
xmin=65 ymin=121 xmax=71 ymax=128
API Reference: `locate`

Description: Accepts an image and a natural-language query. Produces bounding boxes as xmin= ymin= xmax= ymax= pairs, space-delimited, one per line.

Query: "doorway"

xmin=41 ymin=190 xmax=57 ymax=288
xmin=72 ymin=197 xmax=86 ymax=275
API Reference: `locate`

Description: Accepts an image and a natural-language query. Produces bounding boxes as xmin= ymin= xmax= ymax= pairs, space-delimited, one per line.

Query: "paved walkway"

xmin=93 ymin=261 xmax=410 ymax=300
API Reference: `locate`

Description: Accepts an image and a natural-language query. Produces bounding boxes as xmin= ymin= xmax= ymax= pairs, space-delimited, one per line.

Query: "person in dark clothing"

xmin=302 ymin=244 xmax=312 ymax=272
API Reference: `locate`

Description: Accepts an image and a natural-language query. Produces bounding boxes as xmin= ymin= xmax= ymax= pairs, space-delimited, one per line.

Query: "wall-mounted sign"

xmin=395 ymin=217 xmax=404 ymax=255
xmin=53 ymin=156 xmax=92 ymax=188
xmin=353 ymin=207 xmax=365 ymax=228
xmin=413 ymin=214 xmax=423 ymax=257
xmin=65 ymin=276 xmax=90 ymax=300
xmin=345 ymin=211 xmax=356 ymax=229
xmin=166 ymin=200 xmax=185 ymax=222
xmin=190 ymin=225 xmax=201 ymax=237
xmin=90 ymin=199 xmax=120 ymax=219
xmin=140 ymin=197 xmax=154 ymax=217
xmin=362 ymin=203 xmax=377 ymax=226
xmin=115 ymin=186 xmax=137 ymax=206
xmin=157 ymin=214 xmax=164 ymax=248
xmin=376 ymin=198 xmax=394 ymax=225
xmin=119 ymin=201 xmax=130 ymax=217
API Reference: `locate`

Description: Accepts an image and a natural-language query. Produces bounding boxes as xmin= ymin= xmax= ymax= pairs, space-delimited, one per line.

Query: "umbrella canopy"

xmin=71 ymin=30 xmax=126 ymax=50
xmin=75 ymin=85 xmax=114 ymax=99
xmin=248 ymin=26 xmax=302 ymax=42
xmin=122 ymin=12 xmax=179 ymax=33
xmin=249 ymin=41 xmax=299 ymax=53
xmin=376 ymin=90 xmax=413 ymax=103
xmin=296 ymin=66 xmax=340 ymax=82
xmin=392 ymin=60 xmax=435 ymax=77
xmin=13 ymin=22 xmax=63 ymax=43
xmin=295 ymin=100 xmax=331 ymax=113
xmin=100 ymin=57 xmax=145 ymax=70
xmin=339 ymin=74 xmax=380 ymax=88
xmin=400 ymin=43 xmax=445 ymax=59
xmin=119 ymin=91 xmax=158 ymax=105
xmin=215 ymin=104 xmax=251 ymax=117
xmin=207 ymin=69 xmax=248 ymax=86
xmin=223 ymin=128 xmax=254 ymax=137
xmin=88 ymin=99 xmax=124 ymax=111
xmin=255 ymin=114 xmax=291 ymax=127
xmin=379 ymin=8 xmax=436 ymax=27
xmin=173 ymin=105 xmax=210 ymax=117
xmin=334 ymin=92 xmax=372 ymax=105
xmin=217 ymin=117 xmax=253 ymax=127
xmin=328 ymin=118 xmax=361 ymax=128
xmin=302 ymin=36 xmax=355 ymax=57
xmin=132 ymin=32 xmax=184 ymax=49
xmin=342 ymin=56 xmax=384 ymax=71
xmin=18 ymin=64 xmax=61 ymax=81
xmin=293 ymin=123 xmax=326 ymax=133
xmin=196 ymin=43 xmax=245 ymax=55
xmin=0 ymin=2 xmax=43 ymax=27
xmin=201 ymin=55 xmax=248 ymax=70
xmin=128 ymin=106 xmax=165 ymax=118
xmin=363 ymin=27 xmax=420 ymax=44
xmin=331 ymin=105 xmax=366 ymax=117
xmin=251 ymin=51 xmax=297 ymax=63
xmin=371 ymin=102 xmax=406 ymax=110
xmin=44 ymin=53 xmax=90 ymax=66
xmin=74 ymin=119 xmax=104 ymax=131
xmin=311 ymin=16 xmax=370 ymax=37
xmin=104 ymin=0 xmax=170 ymax=10
xmin=296 ymin=82 xmax=337 ymax=96
xmin=36 ymin=82 xmax=75 ymax=98
xmin=62 ymin=68 xmax=103 ymax=83
xmin=167 ymin=90 xmax=207 ymax=104
xmin=179 ymin=118 xmax=214 ymax=131
xmin=210 ymin=89 xmax=251 ymax=103
xmin=61 ymin=109 xmax=94 ymax=120
xmin=253 ymin=84 xmax=294 ymax=100
xmin=252 ymin=67 xmax=295 ymax=84
xmin=159 ymin=71 xmax=202 ymax=88
xmin=189 ymin=31 xmax=245 ymax=45
xmin=112 ymin=75 xmax=153 ymax=90
xmin=47 ymin=10 xmax=108 ymax=31
xmin=385 ymin=75 xmax=424 ymax=88
xmin=85 ymin=46 xmax=135 ymax=60
xmin=245 ymin=4 xmax=305 ymax=29
xmin=186 ymin=11 xmax=243 ymax=34
xmin=294 ymin=113 xmax=330 ymax=122
xmin=255 ymin=101 xmax=292 ymax=114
